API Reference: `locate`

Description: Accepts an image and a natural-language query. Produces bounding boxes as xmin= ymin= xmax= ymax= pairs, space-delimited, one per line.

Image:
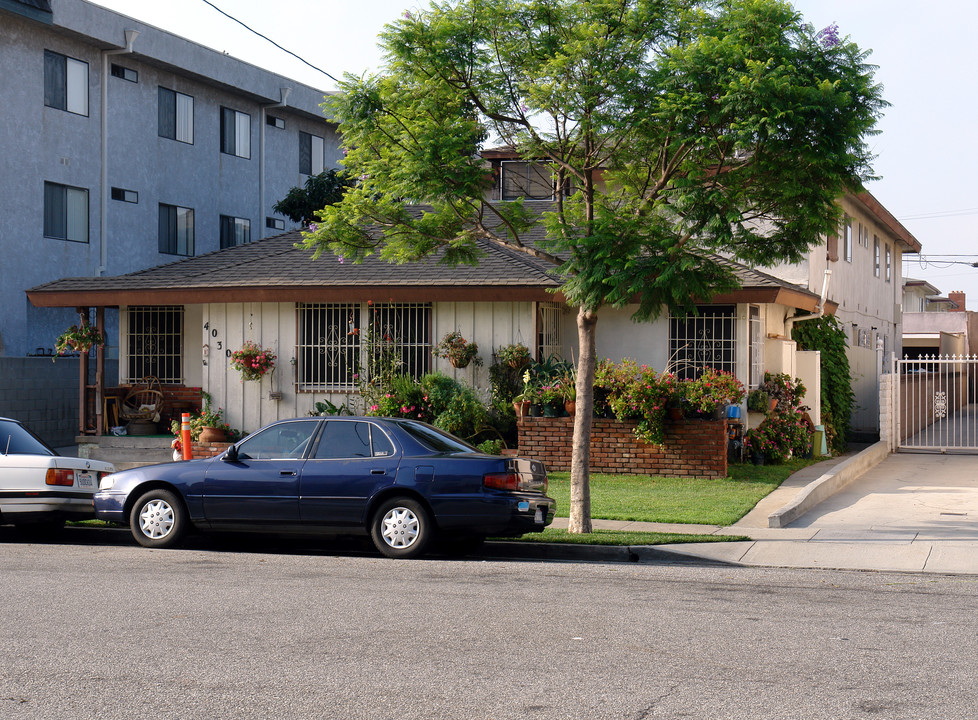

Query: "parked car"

xmin=95 ymin=417 xmax=555 ymax=558
xmin=0 ymin=417 xmax=116 ymax=533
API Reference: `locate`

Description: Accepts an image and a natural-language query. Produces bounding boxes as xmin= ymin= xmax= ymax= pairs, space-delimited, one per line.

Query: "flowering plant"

xmin=539 ymin=383 xmax=564 ymax=405
xmin=55 ymin=324 xmax=105 ymax=355
xmin=744 ymin=410 xmax=812 ymax=463
xmin=682 ymin=367 xmax=746 ymax=414
xmin=433 ymin=331 xmax=482 ymax=369
xmin=230 ymin=341 xmax=276 ymax=381
xmin=169 ymin=404 xmax=236 ymax=441
xmin=514 ymin=369 xmax=540 ymax=404
xmin=607 ymin=362 xmax=675 ymax=446
xmin=760 ymin=372 xmax=807 ymax=413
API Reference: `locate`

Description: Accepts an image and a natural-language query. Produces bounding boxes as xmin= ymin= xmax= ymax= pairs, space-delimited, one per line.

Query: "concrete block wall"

xmin=0 ymin=357 xmax=117 ymax=447
xmin=879 ymin=373 xmax=896 ymax=451
xmin=517 ymin=417 xmax=727 ymax=478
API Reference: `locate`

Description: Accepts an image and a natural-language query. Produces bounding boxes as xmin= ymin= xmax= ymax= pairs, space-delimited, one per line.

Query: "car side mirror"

xmin=223 ymin=444 xmax=239 ymax=462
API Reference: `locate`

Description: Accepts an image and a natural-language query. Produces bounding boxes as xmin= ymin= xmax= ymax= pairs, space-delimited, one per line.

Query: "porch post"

xmin=77 ymin=307 xmax=89 ymax=436
xmin=95 ymin=306 xmax=105 ymax=436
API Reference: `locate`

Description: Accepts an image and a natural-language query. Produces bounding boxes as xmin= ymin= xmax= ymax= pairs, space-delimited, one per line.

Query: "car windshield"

xmin=393 ymin=420 xmax=475 ymax=453
xmin=0 ymin=420 xmax=55 ymax=456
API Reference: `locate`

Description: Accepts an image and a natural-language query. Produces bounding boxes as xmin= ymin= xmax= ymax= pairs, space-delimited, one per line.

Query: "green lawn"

xmin=546 ymin=457 xmax=819 ymax=527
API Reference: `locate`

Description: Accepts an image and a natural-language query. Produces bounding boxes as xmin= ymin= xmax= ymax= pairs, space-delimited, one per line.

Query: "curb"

xmin=477 ymin=540 xmax=739 ymax=566
xmin=767 ymin=441 xmax=890 ymax=528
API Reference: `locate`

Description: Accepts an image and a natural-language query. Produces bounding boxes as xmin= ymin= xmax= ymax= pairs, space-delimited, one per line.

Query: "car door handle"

xmin=280 ymin=470 xmax=297 ymax=476
xmin=371 ymin=469 xmax=386 ymax=475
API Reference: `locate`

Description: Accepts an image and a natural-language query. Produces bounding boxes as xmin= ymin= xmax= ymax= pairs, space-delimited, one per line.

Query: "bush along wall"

xmin=791 ymin=315 xmax=853 ymax=454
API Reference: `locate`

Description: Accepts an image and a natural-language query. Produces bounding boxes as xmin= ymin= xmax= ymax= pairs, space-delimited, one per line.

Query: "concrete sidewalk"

xmin=541 ymin=450 xmax=978 ymax=575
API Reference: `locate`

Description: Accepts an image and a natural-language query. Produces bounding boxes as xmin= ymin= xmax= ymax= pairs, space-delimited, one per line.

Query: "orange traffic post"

xmin=181 ymin=412 xmax=192 ymax=460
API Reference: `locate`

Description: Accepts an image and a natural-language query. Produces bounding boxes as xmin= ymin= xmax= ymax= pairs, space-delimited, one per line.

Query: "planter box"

xmin=516 ymin=416 xmax=727 ymax=478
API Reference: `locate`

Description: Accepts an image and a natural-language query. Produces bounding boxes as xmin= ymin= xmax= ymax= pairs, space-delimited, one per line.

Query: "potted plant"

xmin=682 ymin=367 xmax=746 ymax=418
xmin=513 ymin=370 xmax=536 ymax=418
xmin=54 ymin=323 xmax=105 ymax=355
xmin=433 ymin=331 xmax=482 ymax=369
xmin=539 ymin=383 xmax=564 ymax=417
xmin=747 ymin=389 xmax=771 ymax=414
xmin=559 ymin=367 xmax=577 ymax=416
xmin=496 ymin=343 xmax=531 ymax=370
xmin=230 ymin=341 xmax=277 ymax=381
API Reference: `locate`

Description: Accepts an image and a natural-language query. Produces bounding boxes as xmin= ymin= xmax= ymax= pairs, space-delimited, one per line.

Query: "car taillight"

xmin=45 ymin=468 xmax=75 ymax=486
xmin=483 ymin=472 xmax=522 ymax=491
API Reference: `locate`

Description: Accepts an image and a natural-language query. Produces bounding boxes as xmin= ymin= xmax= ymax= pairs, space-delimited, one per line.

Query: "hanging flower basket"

xmin=54 ymin=324 xmax=105 ymax=355
xmin=229 ymin=341 xmax=276 ymax=381
xmin=433 ymin=331 xmax=482 ymax=369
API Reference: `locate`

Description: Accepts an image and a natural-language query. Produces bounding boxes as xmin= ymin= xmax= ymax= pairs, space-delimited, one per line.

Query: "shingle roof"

xmin=28 ymin=226 xmax=826 ymax=312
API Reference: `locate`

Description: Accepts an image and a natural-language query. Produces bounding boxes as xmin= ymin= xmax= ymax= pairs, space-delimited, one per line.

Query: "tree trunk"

xmin=569 ymin=305 xmax=597 ymax=534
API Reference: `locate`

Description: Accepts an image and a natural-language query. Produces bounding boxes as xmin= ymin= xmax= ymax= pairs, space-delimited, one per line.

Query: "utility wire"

xmin=198 ymin=0 xmax=341 ymax=84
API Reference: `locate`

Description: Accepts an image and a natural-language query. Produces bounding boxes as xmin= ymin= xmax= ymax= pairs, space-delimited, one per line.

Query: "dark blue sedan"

xmin=94 ymin=417 xmax=555 ymax=558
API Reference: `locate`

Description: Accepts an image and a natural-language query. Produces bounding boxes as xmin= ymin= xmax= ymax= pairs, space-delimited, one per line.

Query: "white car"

xmin=0 ymin=417 xmax=115 ymax=533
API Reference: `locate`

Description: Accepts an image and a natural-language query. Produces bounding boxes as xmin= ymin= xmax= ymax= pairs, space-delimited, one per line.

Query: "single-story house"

xmin=27 ymin=229 xmax=833 ymax=437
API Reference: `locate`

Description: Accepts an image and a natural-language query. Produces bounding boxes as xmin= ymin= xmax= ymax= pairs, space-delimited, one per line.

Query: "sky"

xmin=89 ymin=0 xmax=978 ymax=309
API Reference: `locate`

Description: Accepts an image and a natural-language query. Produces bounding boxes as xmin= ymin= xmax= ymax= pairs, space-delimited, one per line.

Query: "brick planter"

xmin=517 ymin=416 xmax=727 ymax=478
xmin=190 ymin=441 xmax=232 ymax=459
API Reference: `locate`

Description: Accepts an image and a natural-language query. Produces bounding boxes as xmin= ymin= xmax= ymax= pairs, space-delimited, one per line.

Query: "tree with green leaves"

xmin=273 ymin=169 xmax=351 ymax=225
xmin=304 ymin=0 xmax=886 ymax=532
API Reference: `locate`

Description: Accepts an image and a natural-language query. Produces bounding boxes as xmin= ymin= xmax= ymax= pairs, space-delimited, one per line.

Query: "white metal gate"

xmin=895 ymin=355 xmax=978 ymax=452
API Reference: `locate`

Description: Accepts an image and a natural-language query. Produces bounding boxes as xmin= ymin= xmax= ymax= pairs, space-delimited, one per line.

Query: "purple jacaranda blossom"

xmin=307 ymin=222 xmax=318 ymax=232
xmin=338 ymin=256 xmax=345 ymax=264
xmin=816 ymin=22 xmax=840 ymax=48
xmin=520 ymin=102 xmax=529 ymax=114
xmin=404 ymin=10 xmax=412 ymax=20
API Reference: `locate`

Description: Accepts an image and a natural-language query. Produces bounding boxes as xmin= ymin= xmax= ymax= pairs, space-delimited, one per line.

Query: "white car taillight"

xmin=45 ymin=468 xmax=75 ymax=486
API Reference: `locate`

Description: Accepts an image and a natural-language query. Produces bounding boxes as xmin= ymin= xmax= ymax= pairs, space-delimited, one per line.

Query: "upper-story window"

xmin=885 ymin=245 xmax=891 ymax=282
xmin=842 ymin=215 xmax=852 ymax=262
xmin=873 ymin=236 xmax=881 ymax=277
xmin=221 ymin=107 xmax=251 ymax=159
xmin=299 ymin=132 xmax=325 ymax=175
xmin=44 ymin=181 xmax=88 ymax=243
xmin=220 ymin=215 xmax=251 ymax=249
xmin=159 ymin=203 xmax=194 ymax=256
xmin=110 ymin=63 xmax=137 ymax=83
xmin=158 ymin=87 xmax=194 ymax=144
xmin=858 ymin=222 xmax=870 ymax=248
xmin=44 ymin=50 xmax=88 ymax=116
xmin=500 ymin=161 xmax=555 ymax=200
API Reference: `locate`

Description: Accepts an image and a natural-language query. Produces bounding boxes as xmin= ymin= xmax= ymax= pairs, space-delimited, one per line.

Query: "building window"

xmin=110 ymin=63 xmax=137 ymax=82
xmin=858 ymin=223 xmax=870 ymax=248
xmin=44 ymin=50 xmax=88 ymax=116
xmin=748 ymin=305 xmax=763 ymax=389
xmin=873 ymin=236 xmax=881 ymax=277
xmin=220 ymin=215 xmax=251 ymax=249
xmin=500 ymin=161 xmax=555 ymax=200
xmin=158 ymin=87 xmax=193 ymax=143
xmin=221 ymin=107 xmax=251 ymax=158
xmin=266 ymin=114 xmax=284 ymax=129
xmin=296 ymin=303 xmax=431 ymax=391
xmin=158 ymin=203 xmax=194 ymax=256
xmin=111 ymin=187 xmax=138 ymax=203
xmin=669 ymin=305 xmax=737 ymax=380
xmin=885 ymin=245 xmax=892 ymax=282
xmin=126 ymin=306 xmax=183 ymax=383
xmin=44 ymin=182 xmax=88 ymax=243
xmin=537 ymin=302 xmax=563 ymax=360
xmin=299 ymin=131 xmax=325 ymax=175
xmin=843 ymin=215 xmax=852 ymax=262
xmin=266 ymin=217 xmax=285 ymax=231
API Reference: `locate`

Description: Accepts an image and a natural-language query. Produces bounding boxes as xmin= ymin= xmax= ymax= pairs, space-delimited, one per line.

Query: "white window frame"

xmin=220 ymin=215 xmax=251 ymax=248
xmin=159 ymin=203 xmax=194 ymax=256
xmin=221 ymin=107 xmax=251 ymax=159
xmin=300 ymin=131 xmax=325 ymax=175
xmin=158 ymin=87 xmax=194 ymax=144
xmin=668 ymin=305 xmax=738 ymax=380
xmin=500 ymin=161 xmax=556 ymax=201
xmin=537 ymin=302 xmax=563 ymax=361
xmin=43 ymin=181 xmax=88 ymax=243
xmin=44 ymin=50 xmax=88 ymax=116
xmin=843 ymin=215 xmax=852 ymax=262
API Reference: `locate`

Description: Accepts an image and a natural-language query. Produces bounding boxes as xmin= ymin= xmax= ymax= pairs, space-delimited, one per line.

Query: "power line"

xmin=198 ymin=0 xmax=341 ymax=84
xmin=898 ymin=207 xmax=978 ymax=221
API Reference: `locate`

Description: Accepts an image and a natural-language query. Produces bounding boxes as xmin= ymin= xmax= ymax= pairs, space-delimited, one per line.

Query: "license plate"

xmin=75 ymin=471 xmax=94 ymax=488
xmin=534 ymin=507 xmax=543 ymax=523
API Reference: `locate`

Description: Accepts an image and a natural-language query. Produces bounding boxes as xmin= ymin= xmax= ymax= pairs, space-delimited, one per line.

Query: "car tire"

xmin=370 ymin=497 xmax=432 ymax=559
xmin=130 ymin=489 xmax=186 ymax=549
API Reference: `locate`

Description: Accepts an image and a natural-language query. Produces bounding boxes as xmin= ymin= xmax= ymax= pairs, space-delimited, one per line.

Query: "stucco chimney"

xmin=948 ymin=291 xmax=966 ymax=312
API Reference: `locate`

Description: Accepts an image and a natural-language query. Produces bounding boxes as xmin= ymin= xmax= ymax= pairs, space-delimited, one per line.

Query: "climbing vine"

xmin=791 ymin=315 xmax=854 ymax=454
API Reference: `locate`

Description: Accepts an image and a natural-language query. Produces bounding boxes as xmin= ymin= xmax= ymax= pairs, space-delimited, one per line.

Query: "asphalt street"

xmin=2 ymin=526 xmax=978 ymax=720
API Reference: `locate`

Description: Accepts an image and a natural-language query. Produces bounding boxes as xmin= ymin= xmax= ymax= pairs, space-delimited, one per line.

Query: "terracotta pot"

xmin=199 ymin=426 xmax=226 ymax=443
xmin=564 ymin=400 xmax=576 ymax=417
xmin=769 ymin=398 xmax=778 ymax=412
xmin=667 ymin=406 xmax=684 ymax=421
xmin=513 ymin=400 xmax=530 ymax=418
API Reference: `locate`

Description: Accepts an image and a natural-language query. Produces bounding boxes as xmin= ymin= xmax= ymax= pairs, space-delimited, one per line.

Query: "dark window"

xmin=314 ymin=421 xmax=372 ymax=459
xmin=220 ymin=107 xmax=251 ymax=158
xmin=669 ymin=305 xmax=737 ymax=380
xmin=110 ymin=187 xmax=138 ymax=203
xmin=266 ymin=114 xmax=284 ymax=129
xmin=110 ymin=63 xmax=137 ymax=82
xmin=43 ymin=181 xmax=88 ymax=242
xmin=501 ymin=161 xmax=554 ymax=200
xmin=220 ymin=215 xmax=251 ymax=249
xmin=266 ymin=217 xmax=285 ymax=230
xmin=299 ymin=131 xmax=324 ymax=175
xmin=126 ymin=306 xmax=183 ymax=383
xmin=158 ymin=87 xmax=193 ymax=143
xmin=158 ymin=203 xmax=194 ymax=256
xmin=44 ymin=50 xmax=88 ymax=115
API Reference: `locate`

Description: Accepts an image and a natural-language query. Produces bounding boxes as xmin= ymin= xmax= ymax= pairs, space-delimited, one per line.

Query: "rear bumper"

xmin=434 ymin=493 xmax=556 ymax=536
xmin=0 ymin=491 xmax=95 ymax=523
